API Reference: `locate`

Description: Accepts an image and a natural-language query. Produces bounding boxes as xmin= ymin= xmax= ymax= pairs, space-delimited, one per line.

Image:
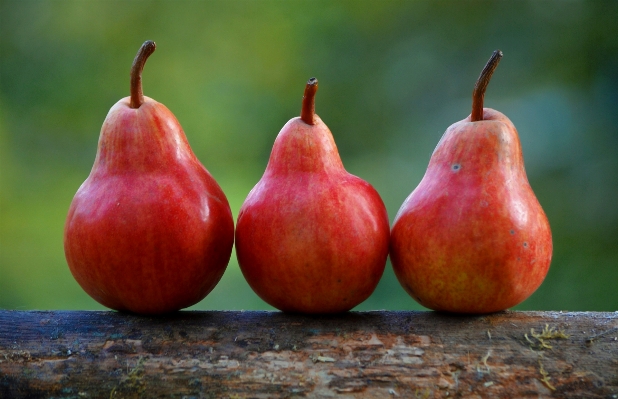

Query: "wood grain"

xmin=1 ymin=310 xmax=617 ymax=398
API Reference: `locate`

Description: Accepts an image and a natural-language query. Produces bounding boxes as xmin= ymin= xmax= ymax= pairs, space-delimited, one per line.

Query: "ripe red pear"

xmin=64 ymin=41 xmax=234 ymax=314
xmin=390 ymin=51 xmax=552 ymax=313
xmin=235 ymin=78 xmax=390 ymax=314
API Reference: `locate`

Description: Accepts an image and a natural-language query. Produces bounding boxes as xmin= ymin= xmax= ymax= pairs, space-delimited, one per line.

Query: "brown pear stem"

xmin=300 ymin=77 xmax=318 ymax=125
xmin=471 ymin=50 xmax=503 ymax=122
xmin=130 ymin=40 xmax=156 ymax=109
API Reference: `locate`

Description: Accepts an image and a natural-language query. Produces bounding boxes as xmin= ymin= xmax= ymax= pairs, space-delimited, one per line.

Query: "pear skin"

xmin=235 ymin=78 xmax=390 ymax=314
xmin=64 ymin=41 xmax=234 ymax=314
xmin=390 ymin=51 xmax=552 ymax=313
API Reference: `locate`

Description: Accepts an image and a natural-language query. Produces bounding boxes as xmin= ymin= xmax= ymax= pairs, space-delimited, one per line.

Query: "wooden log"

xmin=1 ymin=310 xmax=617 ymax=398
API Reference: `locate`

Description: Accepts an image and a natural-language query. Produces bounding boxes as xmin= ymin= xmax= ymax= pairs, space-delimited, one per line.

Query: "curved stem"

xmin=130 ymin=41 xmax=156 ymax=109
xmin=300 ymin=77 xmax=318 ymax=125
xmin=471 ymin=50 xmax=503 ymax=122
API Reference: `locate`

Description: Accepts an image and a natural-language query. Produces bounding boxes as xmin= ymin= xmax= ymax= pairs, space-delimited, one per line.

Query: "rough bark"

xmin=1 ymin=310 xmax=617 ymax=398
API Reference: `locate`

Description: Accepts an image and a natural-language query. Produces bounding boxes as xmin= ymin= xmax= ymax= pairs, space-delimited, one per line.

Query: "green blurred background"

xmin=1 ymin=1 xmax=617 ymax=312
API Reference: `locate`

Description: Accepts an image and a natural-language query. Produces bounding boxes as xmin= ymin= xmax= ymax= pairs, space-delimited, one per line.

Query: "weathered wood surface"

xmin=1 ymin=311 xmax=617 ymax=398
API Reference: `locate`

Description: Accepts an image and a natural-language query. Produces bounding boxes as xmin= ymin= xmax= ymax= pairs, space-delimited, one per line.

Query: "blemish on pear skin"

xmin=523 ymin=242 xmax=528 ymax=248
xmin=510 ymin=230 xmax=515 ymax=235
xmin=451 ymin=164 xmax=461 ymax=172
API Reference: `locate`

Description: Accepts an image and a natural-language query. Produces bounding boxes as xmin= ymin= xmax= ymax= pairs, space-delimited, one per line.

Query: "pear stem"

xmin=471 ymin=50 xmax=503 ymax=122
xmin=300 ymin=77 xmax=318 ymax=125
xmin=130 ymin=40 xmax=156 ymax=109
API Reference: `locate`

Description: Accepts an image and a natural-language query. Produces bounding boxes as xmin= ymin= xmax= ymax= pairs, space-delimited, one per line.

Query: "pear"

xmin=390 ymin=51 xmax=552 ymax=313
xmin=235 ymin=78 xmax=390 ymax=314
xmin=64 ymin=41 xmax=234 ymax=314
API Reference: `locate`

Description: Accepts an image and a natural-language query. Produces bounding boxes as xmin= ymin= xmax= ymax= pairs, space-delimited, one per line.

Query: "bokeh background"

xmin=1 ymin=1 xmax=617 ymax=312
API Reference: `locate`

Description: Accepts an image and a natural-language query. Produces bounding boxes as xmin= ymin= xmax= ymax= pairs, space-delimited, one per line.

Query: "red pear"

xmin=235 ymin=78 xmax=390 ymax=314
xmin=64 ymin=41 xmax=234 ymax=314
xmin=390 ymin=51 xmax=552 ymax=313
